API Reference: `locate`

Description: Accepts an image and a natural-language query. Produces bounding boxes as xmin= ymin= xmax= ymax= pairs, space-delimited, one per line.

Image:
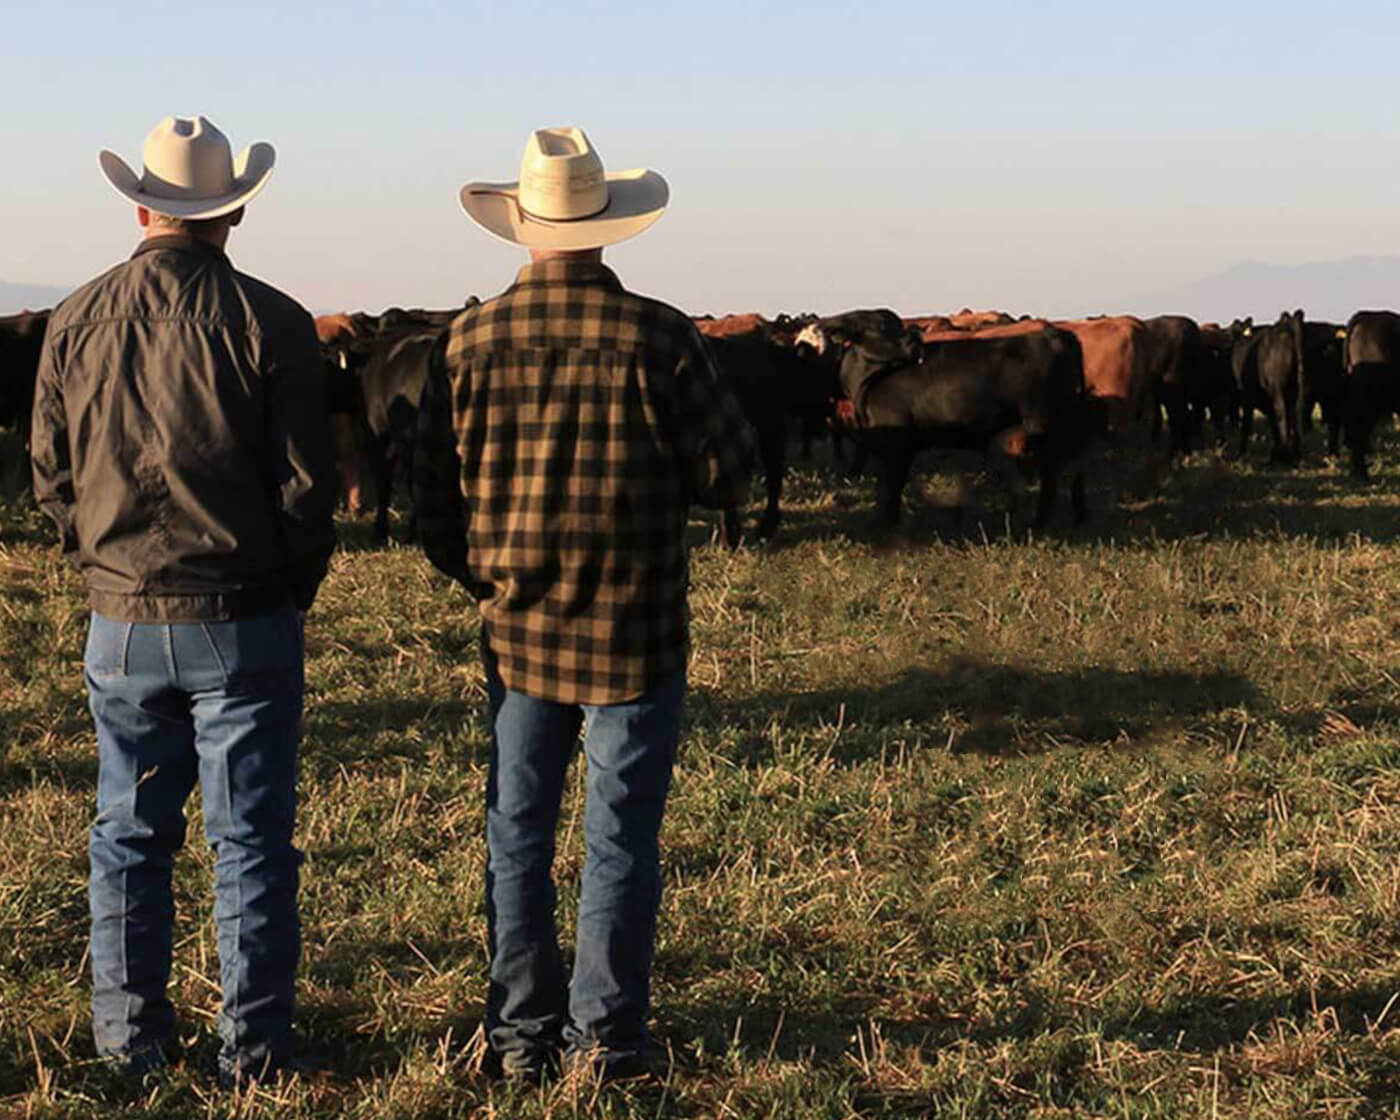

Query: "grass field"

xmin=5 ymin=430 xmax=1400 ymax=1118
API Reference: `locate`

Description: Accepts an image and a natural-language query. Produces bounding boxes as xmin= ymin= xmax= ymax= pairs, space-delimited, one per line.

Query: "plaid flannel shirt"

xmin=414 ymin=258 xmax=755 ymax=705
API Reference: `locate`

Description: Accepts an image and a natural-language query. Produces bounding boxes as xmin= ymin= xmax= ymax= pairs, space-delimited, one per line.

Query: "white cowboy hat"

xmin=459 ymin=127 xmax=668 ymax=250
xmin=99 ymin=115 xmax=275 ymax=220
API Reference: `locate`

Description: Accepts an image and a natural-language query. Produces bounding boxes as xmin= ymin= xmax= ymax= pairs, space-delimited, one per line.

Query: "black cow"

xmin=357 ymin=329 xmax=442 ymax=542
xmin=1344 ymin=310 xmax=1400 ymax=479
xmin=1141 ymin=315 xmax=1203 ymax=456
xmin=0 ymin=310 xmax=50 ymax=435
xmin=792 ymin=311 xmax=922 ymax=477
xmin=321 ymin=302 xmax=477 ymax=542
xmin=802 ymin=313 xmax=1088 ymax=530
xmin=1194 ymin=324 xmax=1240 ymax=444
xmin=704 ymin=331 xmax=796 ymax=545
xmin=1234 ymin=311 xmax=1307 ymax=465
xmin=1301 ymin=320 xmax=1347 ymax=455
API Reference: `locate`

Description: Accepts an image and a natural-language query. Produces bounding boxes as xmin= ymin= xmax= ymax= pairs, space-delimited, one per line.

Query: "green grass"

xmin=5 ymin=429 xmax=1400 ymax=1117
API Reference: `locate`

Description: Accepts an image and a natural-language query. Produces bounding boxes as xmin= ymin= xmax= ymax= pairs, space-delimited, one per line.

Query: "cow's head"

xmin=793 ymin=321 xmax=829 ymax=357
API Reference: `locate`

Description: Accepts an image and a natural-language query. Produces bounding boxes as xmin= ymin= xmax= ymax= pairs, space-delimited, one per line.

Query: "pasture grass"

xmin=5 ymin=429 xmax=1400 ymax=1117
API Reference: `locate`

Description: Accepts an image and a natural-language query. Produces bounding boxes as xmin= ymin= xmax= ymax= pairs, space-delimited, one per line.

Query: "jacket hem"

xmin=88 ymin=586 xmax=295 ymax=623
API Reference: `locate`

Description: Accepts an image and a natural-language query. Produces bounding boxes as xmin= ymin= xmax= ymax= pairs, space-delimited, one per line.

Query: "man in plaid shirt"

xmin=414 ymin=128 xmax=754 ymax=1082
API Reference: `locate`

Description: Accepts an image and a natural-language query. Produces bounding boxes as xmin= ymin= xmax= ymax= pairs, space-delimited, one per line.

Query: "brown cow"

xmin=1054 ymin=317 xmax=1149 ymax=435
xmin=923 ymin=319 xmax=1052 ymax=342
xmin=314 ymin=312 xmax=359 ymax=345
xmin=693 ymin=313 xmax=767 ymax=338
xmin=948 ymin=308 xmax=1015 ymax=331
xmin=904 ymin=315 xmax=953 ymax=339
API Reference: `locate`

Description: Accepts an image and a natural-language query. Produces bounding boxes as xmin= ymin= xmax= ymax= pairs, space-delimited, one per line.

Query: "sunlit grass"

xmin=5 ymin=428 xmax=1400 ymax=1116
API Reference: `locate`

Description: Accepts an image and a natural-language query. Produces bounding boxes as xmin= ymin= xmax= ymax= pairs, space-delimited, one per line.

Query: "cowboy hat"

xmin=459 ymin=127 xmax=668 ymax=250
xmin=99 ymin=115 xmax=275 ymax=220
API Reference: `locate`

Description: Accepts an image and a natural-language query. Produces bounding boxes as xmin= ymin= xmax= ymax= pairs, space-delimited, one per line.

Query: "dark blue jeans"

xmin=483 ymin=646 xmax=684 ymax=1070
xmin=84 ymin=608 xmax=304 ymax=1080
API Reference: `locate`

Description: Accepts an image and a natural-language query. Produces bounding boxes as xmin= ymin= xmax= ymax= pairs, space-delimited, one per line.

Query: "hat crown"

xmin=517 ymin=128 xmax=608 ymax=221
xmin=140 ymin=115 xmax=236 ymax=202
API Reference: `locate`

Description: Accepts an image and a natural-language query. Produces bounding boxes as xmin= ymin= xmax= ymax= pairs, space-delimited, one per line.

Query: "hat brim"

xmin=98 ymin=142 xmax=276 ymax=220
xmin=459 ymin=168 xmax=669 ymax=250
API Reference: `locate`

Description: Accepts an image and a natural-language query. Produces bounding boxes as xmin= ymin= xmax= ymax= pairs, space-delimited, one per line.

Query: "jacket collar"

xmin=131 ymin=234 xmax=229 ymax=263
xmin=510 ymin=258 xmax=622 ymax=292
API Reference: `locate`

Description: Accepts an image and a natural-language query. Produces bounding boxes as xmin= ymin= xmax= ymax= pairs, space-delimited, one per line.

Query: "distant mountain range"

xmin=0 ymin=281 xmax=72 ymax=314
xmin=1145 ymin=256 xmax=1400 ymax=324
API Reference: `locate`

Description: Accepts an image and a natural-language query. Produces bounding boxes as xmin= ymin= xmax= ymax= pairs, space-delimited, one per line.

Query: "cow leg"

xmin=1266 ymin=392 xmax=1293 ymax=466
xmin=721 ymin=505 xmax=742 ymax=548
xmin=1166 ymin=387 xmax=1190 ymax=457
xmin=1286 ymin=387 xmax=1302 ymax=465
xmin=1033 ymin=456 xmax=1058 ymax=529
xmin=985 ymin=431 xmax=1030 ymax=522
xmin=1238 ymin=400 xmax=1253 ymax=457
xmin=371 ymin=436 xmax=392 ymax=544
xmin=836 ymin=430 xmax=868 ymax=478
xmin=332 ymin=413 xmax=363 ymax=515
xmin=1020 ymin=428 xmax=1066 ymax=530
xmin=394 ymin=427 xmax=419 ymax=542
xmin=872 ymin=442 xmax=914 ymax=529
xmin=755 ymin=424 xmax=785 ymax=540
xmin=848 ymin=440 xmax=869 ymax=478
xmin=1348 ymin=388 xmax=1375 ymax=480
xmin=1070 ymin=469 xmax=1087 ymax=525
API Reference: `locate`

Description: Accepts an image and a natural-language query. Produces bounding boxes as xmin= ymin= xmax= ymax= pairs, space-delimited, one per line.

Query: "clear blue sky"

xmin=4 ymin=1 xmax=1399 ymax=319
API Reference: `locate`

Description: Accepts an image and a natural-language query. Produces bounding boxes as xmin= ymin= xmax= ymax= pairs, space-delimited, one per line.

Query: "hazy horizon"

xmin=5 ymin=1 xmax=1399 ymax=322
xmin=8 ymin=253 xmax=1398 ymax=327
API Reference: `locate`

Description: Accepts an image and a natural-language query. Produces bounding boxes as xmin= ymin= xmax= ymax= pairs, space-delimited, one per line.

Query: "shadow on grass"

xmin=723 ymin=427 xmax=1400 ymax=551
xmin=1097 ymin=982 xmax=1400 ymax=1053
xmin=668 ymin=979 xmax=1400 ymax=1111
xmin=303 ymin=697 xmax=484 ymax=774
xmin=691 ymin=657 xmax=1266 ymax=761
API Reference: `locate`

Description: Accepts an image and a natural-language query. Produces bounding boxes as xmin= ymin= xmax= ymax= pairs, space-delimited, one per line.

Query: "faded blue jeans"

xmin=482 ymin=643 xmax=684 ymax=1072
xmin=84 ymin=608 xmax=304 ymax=1081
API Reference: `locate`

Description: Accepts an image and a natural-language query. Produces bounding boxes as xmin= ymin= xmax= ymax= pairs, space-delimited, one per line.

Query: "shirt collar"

xmin=510 ymin=258 xmax=623 ymax=292
xmin=131 ymin=234 xmax=229 ymax=263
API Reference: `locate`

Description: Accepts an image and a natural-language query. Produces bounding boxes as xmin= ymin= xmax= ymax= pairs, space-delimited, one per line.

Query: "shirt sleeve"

xmin=672 ymin=326 xmax=757 ymax=510
xmin=413 ymin=334 xmax=476 ymax=591
xmin=266 ymin=310 xmax=338 ymax=611
xmin=29 ymin=326 xmax=78 ymax=564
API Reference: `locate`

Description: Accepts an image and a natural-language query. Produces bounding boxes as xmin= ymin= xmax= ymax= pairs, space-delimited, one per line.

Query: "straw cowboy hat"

xmin=99 ymin=115 xmax=275 ymax=220
xmin=460 ymin=127 xmax=668 ymax=250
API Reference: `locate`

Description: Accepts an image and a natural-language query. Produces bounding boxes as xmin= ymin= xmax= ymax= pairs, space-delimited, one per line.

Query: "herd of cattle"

xmin=5 ymin=300 xmax=1400 ymax=542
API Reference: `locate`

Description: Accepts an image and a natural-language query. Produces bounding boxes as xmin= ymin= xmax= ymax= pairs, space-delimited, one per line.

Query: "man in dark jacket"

xmin=30 ymin=115 xmax=336 ymax=1087
xmin=416 ymin=127 xmax=754 ymax=1083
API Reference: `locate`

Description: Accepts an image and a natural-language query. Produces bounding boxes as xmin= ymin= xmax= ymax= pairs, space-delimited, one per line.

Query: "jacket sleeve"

xmin=30 ymin=326 xmax=78 ymax=563
xmin=266 ymin=311 xmax=338 ymax=611
xmin=413 ymin=335 xmax=476 ymax=591
xmin=673 ymin=328 xmax=756 ymax=510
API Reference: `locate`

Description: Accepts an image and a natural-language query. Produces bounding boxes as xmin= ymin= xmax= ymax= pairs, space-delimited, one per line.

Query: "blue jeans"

xmin=483 ymin=645 xmax=684 ymax=1069
xmin=84 ymin=608 xmax=304 ymax=1080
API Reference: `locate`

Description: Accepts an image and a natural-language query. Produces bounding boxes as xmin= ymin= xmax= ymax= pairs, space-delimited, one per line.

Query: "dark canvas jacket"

xmin=30 ymin=235 xmax=337 ymax=621
xmin=414 ymin=258 xmax=755 ymax=705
